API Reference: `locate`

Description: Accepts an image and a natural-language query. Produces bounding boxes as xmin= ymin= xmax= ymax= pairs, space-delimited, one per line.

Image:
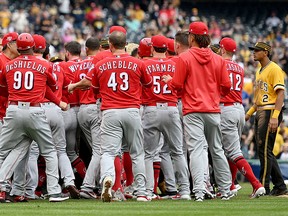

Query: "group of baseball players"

xmin=0 ymin=20 xmax=286 ymax=203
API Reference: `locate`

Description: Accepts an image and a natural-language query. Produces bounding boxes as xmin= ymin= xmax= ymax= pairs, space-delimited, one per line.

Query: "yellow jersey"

xmin=254 ymin=61 xmax=285 ymax=110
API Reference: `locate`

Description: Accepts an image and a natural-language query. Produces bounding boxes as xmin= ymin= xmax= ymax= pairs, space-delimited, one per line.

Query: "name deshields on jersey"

xmin=6 ymin=60 xmax=47 ymax=73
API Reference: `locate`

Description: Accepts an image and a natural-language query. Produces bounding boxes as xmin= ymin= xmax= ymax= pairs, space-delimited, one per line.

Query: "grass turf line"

xmin=1 ymin=183 xmax=287 ymax=216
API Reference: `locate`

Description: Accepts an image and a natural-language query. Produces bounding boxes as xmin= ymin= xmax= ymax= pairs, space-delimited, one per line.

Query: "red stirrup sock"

xmin=153 ymin=162 xmax=161 ymax=194
xmin=123 ymin=152 xmax=134 ymax=186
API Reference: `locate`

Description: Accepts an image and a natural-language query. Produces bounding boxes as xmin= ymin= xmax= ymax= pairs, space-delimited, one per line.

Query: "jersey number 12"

xmin=229 ymin=73 xmax=242 ymax=91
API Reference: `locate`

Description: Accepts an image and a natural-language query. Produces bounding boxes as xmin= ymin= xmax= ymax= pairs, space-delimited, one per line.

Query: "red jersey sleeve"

xmin=45 ymin=86 xmax=60 ymax=105
xmin=140 ymin=62 xmax=152 ymax=87
xmin=0 ymin=67 xmax=7 ymax=88
xmin=63 ymin=73 xmax=71 ymax=89
xmin=46 ymin=65 xmax=57 ymax=92
xmin=0 ymin=66 xmax=8 ymax=97
xmin=91 ymin=67 xmax=100 ymax=95
xmin=86 ymin=66 xmax=94 ymax=81
xmin=169 ymin=57 xmax=187 ymax=90
xmin=220 ymin=59 xmax=231 ymax=97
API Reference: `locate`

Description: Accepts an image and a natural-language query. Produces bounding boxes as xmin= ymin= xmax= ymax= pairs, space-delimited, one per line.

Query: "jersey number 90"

xmin=13 ymin=71 xmax=34 ymax=90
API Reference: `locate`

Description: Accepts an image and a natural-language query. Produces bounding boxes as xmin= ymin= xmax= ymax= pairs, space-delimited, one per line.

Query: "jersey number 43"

xmin=107 ymin=72 xmax=129 ymax=91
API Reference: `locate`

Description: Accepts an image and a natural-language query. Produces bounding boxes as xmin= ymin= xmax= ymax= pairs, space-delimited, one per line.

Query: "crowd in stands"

xmin=1 ymin=0 xmax=288 ymax=161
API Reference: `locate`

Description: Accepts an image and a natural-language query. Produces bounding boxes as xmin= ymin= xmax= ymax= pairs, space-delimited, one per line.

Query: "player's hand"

xmin=68 ymin=83 xmax=75 ymax=93
xmin=59 ymin=101 xmax=68 ymax=111
xmin=269 ymin=118 xmax=278 ymax=133
xmin=162 ymin=75 xmax=172 ymax=83
xmin=245 ymin=114 xmax=251 ymax=121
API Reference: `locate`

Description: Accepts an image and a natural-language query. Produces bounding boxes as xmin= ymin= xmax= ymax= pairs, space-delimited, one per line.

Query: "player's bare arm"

xmin=68 ymin=78 xmax=91 ymax=93
xmin=269 ymin=89 xmax=284 ymax=133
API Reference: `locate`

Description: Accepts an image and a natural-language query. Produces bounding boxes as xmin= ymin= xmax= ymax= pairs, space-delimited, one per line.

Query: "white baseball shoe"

xmin=49 ymin=194 xmax=69 ymax=202
xmin=250 ymin=186 xmax=266 ymax=199
xmin=112 ymin=189 xmax=126 ymax=201
xmin=136 ymin=195 xmax=152 ymax=202
xmin=101 ymin=176 xmax=113 ymax=202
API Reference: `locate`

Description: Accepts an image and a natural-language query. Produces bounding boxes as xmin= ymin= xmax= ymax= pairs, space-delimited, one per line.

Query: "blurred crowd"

xmin=1 ymin=0 xmax=288 ymax=160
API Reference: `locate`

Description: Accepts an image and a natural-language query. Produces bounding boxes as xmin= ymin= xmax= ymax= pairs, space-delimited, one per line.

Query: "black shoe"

xmin=270 ymin=188 xmax=288 ymax=196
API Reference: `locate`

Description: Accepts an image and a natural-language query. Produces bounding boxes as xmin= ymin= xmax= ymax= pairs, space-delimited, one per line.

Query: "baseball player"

xmin=142 ymin=35 xmax=191 ymax=200
xmin=121 ymin=37 xmax=155 ymax=199
xmin=162 ymin=22 xmax=233 ymax=201
xmin=0 ymin=33 xmax=68 ymax=202
xmin=59 ymin=41 xmax=86 ymax=180
xmin=69 ymin=31 xmax=153 ymax=202
xmin=75 ymin=37 xmax=102 ymax=199
xmin=219 ymin=37 xmax=265 ymax=198
xmin=91 ymin=26 xmax=127 ymax=66
xmin=10 ymin=36 xmax=75 ymax=200
xmin=246 ymin=42 xmax=288 ymax=196
xmin=0 ymin=32 xmax=19 ymax=131
xmin=166 ymin=38 xmax=176 ymax=57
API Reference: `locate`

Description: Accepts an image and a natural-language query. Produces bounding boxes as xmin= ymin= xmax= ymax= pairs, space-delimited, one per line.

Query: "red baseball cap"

xmin=189 ymin=22 xmax=208 ymax=35
xmin=220 ymin=37 xmax=237 ymax=52
xmin=33 ymin=34 xmax=46 ymax=49
xmin=2 ymin=32 xmax=18 ymax=46
xmin=167 ymin=38 xmax=175 ymax=53
xmin=151 ymin=35 xmax=167 ymax=48
xmin=109 ymin=26 xmax=127 ymax=34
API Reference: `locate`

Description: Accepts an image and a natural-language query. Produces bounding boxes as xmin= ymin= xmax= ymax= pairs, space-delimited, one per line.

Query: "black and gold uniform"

xmin=248 ymin=42 xmax=287 ymax=195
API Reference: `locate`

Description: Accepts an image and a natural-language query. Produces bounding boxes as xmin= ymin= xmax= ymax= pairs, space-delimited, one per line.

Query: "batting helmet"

xmin=17 ymin=33 xmax=35 ymax=50
xmin=138 ymin=38 xmax=152 ymax=58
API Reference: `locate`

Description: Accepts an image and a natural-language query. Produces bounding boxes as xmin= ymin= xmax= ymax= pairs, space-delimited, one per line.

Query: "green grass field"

xmin=1 ymin=183 xmax=287 ymax=216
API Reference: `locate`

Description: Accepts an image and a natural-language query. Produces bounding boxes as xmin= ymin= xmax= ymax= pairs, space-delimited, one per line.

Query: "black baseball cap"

xmin=50 ymin=56 xmax=63 ymax=62
xmin=249 ymin=42 xmax=271 ymax=53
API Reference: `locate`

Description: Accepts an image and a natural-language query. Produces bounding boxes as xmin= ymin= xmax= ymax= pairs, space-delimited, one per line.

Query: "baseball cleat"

xmin=49 ymin=194 xmax=69 ymax=202
xmin=66 ymin=185 xmax=80 ymax=199
xmin=136 ymin=195 xmax=152 ymax=202
xmin=151 ymin=193 xmax=162 ymax=200
xmin=194 ymin=196 xmax=204 ymax=202
xmin=79 ymin=190 xmax=97 ymax=199
xmin=112 ymin=189 xmax=126 ymax=201
xmin=269 ymin=188 xmax=288 ymax=196
xmin=235 ymin=184 xmax=242 ymax=191
xmin=101 ymin=176 xmax=112 ymax=202
xmin=230 ymin=185 xmax=238 ymax=196
xmin=124 ymin=185 xmax=136 ymax=199
xmin=250 ymin=186 xmax=266 ymax=199
xmin=0 ymin=191 xmax=11 ymax=203
xmin=180 ymin=194 xmax=192 ymax=200
xmin=220 ymin=192 xmax=234 ymax=201
xmin=11 ymin=195 xmax=28 ymax=202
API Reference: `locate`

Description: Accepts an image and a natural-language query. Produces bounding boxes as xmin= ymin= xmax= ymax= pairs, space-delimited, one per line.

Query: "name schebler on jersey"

xmin=98 ymin=60 xmax=139 ymax=73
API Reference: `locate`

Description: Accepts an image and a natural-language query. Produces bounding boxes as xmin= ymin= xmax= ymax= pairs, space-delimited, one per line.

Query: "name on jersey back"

xmin=146 ymin=63 xmax=175 ymax=73
xmin=6 ymin=60 xmax=46 ymax=73
xmin=98 ymin=60 xmax=138 ymax=73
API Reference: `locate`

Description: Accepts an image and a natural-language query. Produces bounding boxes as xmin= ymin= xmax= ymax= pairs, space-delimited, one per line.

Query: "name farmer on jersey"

xmin=146 ymin=63 xmax=176 ymax=73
